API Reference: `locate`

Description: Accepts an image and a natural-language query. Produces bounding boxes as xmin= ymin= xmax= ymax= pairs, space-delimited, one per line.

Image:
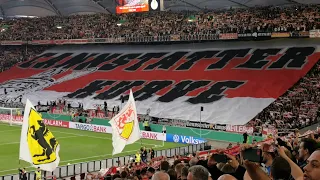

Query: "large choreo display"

xmin=0 ymin=45 xmax=319 ymax=125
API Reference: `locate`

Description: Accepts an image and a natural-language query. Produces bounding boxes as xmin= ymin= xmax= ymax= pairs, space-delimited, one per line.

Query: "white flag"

xmin=109 ymin=89 xmax=141 ymax=155
xmin=19 ymin=99 xmax=60 ymax=172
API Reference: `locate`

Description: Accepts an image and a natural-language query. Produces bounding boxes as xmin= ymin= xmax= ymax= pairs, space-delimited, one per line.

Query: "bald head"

xmin=152 ymin=171 xmax=170 ymax=180
xmin=217 ymin=174 xmax=237 ymax=180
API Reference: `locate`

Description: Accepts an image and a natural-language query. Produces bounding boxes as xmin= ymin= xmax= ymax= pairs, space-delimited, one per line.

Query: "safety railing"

xmin=0 ymin=143 xmax=206 ymax=180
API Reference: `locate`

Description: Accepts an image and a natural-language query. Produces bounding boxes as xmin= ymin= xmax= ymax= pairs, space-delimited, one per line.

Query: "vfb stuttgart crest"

xmin=115 ymin=103 xmax=135 ymax=140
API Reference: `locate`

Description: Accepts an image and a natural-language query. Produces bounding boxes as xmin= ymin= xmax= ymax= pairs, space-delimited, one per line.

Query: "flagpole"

xmin=200 ymin=107 xmax=203 ymax=138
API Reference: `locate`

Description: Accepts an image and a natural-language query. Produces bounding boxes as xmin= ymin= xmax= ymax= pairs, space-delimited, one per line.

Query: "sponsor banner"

xmin=43 ymin=119 xmax=69 ymax=128
xmin=69 ymin=122 xmax=166 ymax=141
xmin=271 ymin=32 xmax=290 ymax=38
xmin=95 ymin=38 xmax=107 ymax=43
xmin=226 ymin=125 xmax=254 ymax=134
xmin=257 ymin=32 xmax=272 ymax=37
xmin=219 ymin=33 xmax=238 ymax=40
xmin=69 ymin=122 xmax=112 ymax=133
xmin=290 ymin=31 xmax=309 ymax=38
xmin=310 ymin=30 xmax=320 ymax=38
xmin=0 ymin=114 xmax=69 ymax=128
xmin=299 ymin=31 xmax=309 ymax=37
xmin=170 ymin=35 xmax=180 ymax=41
xmin=166 ymin=134 xmax=206 ymax=144
xmin=31 ymin=39 xmax=88 ymax=45
xmin=1 ymin=40 xmax=25 ymax=45
xmin=116 ymin=0 xmax=149 ymax=14
xmin=140 ymin=131 xmax=166 ymax=141
xmin=0 ymin=114 xmax=23 ymax=124
xmin=186 ymin=121 xmax=211 ymax=129
xmin=238 ymin=33 xmax=253 ymax=38
xmin=238 ymin=32 xmax=273 ymax=38
xmin=214 ymin=124 xmax=227 ymax=131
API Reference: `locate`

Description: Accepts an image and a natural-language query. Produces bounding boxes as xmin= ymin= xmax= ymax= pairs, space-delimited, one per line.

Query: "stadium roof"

xmin=0 ymin=0 xmax=318 ymax=17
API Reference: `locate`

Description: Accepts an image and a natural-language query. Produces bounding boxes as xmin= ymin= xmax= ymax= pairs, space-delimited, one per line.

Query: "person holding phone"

xmin=261 ymin=144 xmax=276 ymax=176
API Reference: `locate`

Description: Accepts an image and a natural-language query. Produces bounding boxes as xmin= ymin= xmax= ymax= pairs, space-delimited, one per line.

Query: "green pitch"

xmin=0 ymin=123 xmax=185 ymax=176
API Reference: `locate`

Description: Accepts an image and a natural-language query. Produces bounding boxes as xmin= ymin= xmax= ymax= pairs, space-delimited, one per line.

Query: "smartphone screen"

xmin=243 ymin=148 xmax=262 ymax=163
xmin=213 ymin=154 xmax=228 ymax=163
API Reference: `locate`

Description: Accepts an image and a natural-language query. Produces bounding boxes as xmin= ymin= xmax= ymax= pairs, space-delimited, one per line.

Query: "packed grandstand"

xmin=0 ymin=1 xmax=320 ymax=180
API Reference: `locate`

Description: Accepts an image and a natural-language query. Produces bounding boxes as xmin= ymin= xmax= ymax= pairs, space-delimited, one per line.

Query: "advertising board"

xmin=226 ymin=125 xmax=254 ymax=134
xmin=166 ymin=134 xmax=206 ymax=144
xmin=116 ymin=0 xmax=149 ymax=14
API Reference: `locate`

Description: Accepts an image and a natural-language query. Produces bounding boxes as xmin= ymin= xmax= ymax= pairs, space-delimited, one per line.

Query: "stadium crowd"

xmin=0 ymin=46 xmax=47 ymax=72
xmin=249 ymin=60 xmax=320 ymax=130
xmin=75 ymin=132 xmax=320 ymax=180
xmin=0 ymin=5 xmax=319 ymax=41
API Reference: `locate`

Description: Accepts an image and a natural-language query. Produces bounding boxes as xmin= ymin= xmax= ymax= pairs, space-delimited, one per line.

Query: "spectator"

xmin=181 ymin=167 xmax=189 ymax=180
xmin=187 ymin=165 xmax=209 ymax=180
xmin=227 ymin=143 xmax=232 ymax=149
xmin=175 ymin=163 xmax=185 ymax=179
xmin=261 ymin=144 xmax=276 ymax=176
xmin=298 ymin=138 xmax=317 ymax=169
xmin=135 ymin=151 xmax=141 ymax=163
xmin=270 ymin=157 xmax=291 ymax=180
xmin=151 ymin=171 xmax=170 ymax=180
xmin=217 ymin=174 xmax=237 ymax=180
xmin=160 ymin=161 xmax=170 ymax=172
xmin=303 ymin=149 xmax=320 ymax=180
xmin=141 ymin=147 xmax=148 ymax=163
xmin=150 ymin=148 xmax=155 ymax=159
xmin=147 ymin=167 xmax=155 ymax=179
xmin=168 ymin=169 xmax=178 ymax=180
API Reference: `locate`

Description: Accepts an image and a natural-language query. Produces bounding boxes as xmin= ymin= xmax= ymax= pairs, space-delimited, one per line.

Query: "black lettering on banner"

xmin=144 ymin=52 xmax=188 ymax=70
xmin=206 ymin=49 xmax=250 ymax=69
xmin=268 ymin=47 xmax=315 ymax=69
xmin=187 ymin=81 xmax=245 ymax=104
xmin=32 ymin=53 xmax=73 ymax=69
xmin=157 ymin=80 xmax=211 ymax=102
xmin=175 ymin=51 xmax=219 ymax=70
xmin=19 ymin=53 xmax=56 ymax=68
xmin=125 ymin=53 xmax=167 ymax=71
xmin=124 ymin=81 xmax=173 ymax=101
xmin=74 ymin=53 xmax=121 ymax=70
xmin=236 ymin=49 xmax=281 ymax=69
xmin=94 ymin=81 xmax=145 ymax=100
xmin=66 ymin=80 xmax=115 ymax=99
xmin=55 ymin=53 xmax=98 ymax=69
xmin=99 ymin=53 xmax=141 ymax=71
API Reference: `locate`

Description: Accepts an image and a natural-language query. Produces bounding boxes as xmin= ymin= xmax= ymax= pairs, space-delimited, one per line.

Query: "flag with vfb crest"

xmin=109 ymin=89 xmax=141 ymax=155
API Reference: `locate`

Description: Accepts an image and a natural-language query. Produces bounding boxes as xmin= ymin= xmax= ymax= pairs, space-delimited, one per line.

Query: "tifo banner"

xmin=166 ymin=133 xmax=206 ymax=145
xmin=310 ymin=30 xmax=320 ymax=38
xmin=0 ymin=43 xmax=319 ymax=125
